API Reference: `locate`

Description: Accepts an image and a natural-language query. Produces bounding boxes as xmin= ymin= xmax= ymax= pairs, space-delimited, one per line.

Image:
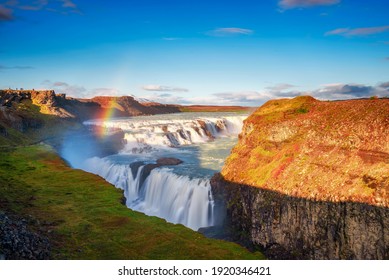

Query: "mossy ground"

xmin=0 ymin=145 xmax=264 ymax=259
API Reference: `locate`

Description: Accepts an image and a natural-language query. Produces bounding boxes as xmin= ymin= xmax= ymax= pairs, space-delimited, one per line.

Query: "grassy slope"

xmin=0 ymin=145 xmax=264 ymax=259
xmin=0 ymin=99 xmax=81 ymax=147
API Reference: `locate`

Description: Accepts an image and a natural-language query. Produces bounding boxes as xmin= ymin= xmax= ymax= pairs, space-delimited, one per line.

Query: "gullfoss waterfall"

xmin=62 ymin=113 xmax=246 ymax=230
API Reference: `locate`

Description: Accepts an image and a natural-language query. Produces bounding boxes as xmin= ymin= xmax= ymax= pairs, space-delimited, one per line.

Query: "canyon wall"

xmin=211 ymin=96 xmax=389 ymax=259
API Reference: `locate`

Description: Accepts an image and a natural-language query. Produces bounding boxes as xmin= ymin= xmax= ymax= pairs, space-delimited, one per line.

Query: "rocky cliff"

xmin=0 ymin=89 xmax=181 ymax=121
xmin=0 ymin=90 xmax=124 ymax=151
xmin=211 ymin=96 xmax=389 ymax=259
xmin=1 ymin=89 xmax=250 ymax=121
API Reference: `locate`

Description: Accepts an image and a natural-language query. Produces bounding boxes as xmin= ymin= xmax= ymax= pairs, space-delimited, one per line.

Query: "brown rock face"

xmin=211 ymin=96 xmax=389 ymax=259
xmin=1 ymin=89 xmax=181 ymax=121
xmin=211 ymin=174 xmax=389 ymax=259
xmin=91 ymin=96 xmax=180 ymax=118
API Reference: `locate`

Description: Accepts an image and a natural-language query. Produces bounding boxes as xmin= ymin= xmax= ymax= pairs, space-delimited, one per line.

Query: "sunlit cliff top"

xmin=222 ymin=96 xmax=389 ymax=207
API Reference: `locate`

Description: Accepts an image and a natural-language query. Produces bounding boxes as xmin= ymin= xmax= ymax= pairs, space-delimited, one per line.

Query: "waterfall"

xmin=83 ymin=157 xmax=214 ymax=230
xmin=134 ymin=169 xmax=214 ymax=231
xmin=84 ymin=113 xmax=246 ymax=153
xmin=76 ymin=112 xmax=247 ymax=231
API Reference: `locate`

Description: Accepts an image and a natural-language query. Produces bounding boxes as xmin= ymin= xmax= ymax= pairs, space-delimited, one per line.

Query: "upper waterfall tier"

xmin=84 ymin=112 xmax=246 ymax=154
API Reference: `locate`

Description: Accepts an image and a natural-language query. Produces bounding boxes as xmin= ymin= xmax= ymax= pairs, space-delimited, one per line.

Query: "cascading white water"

xmin=83 ymin=157 xmax=214 ymax=230
xmin=134 ymin=169 xmax=214 ymax=230
xmin=82 ymin=157 xmax=144 ymax=202
xmin=84 ymin=113 xmax=246 ymax=153
xmin=78 ymin=112 xmax=247 ymax=230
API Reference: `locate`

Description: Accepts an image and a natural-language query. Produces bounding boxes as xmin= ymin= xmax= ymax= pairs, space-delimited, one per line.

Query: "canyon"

xmin=1 ymin=89 xmax=388 ymax=259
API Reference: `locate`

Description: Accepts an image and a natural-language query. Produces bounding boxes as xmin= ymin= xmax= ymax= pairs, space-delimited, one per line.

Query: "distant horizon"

xmin=2 ymin=87 xmax=387 ymax=108
xmin=1 ymin=0 xmax=388 ymax=106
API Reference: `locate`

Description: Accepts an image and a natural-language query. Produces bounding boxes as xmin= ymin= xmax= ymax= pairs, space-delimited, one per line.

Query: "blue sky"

xmin=1 ymin=0 xmax=389 ymax=105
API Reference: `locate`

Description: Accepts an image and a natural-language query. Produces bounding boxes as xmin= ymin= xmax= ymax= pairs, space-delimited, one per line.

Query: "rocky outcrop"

xmin=31 ymin=90 xmax=101 ymax=119
xmin=91 ymin=96 xmax=181 ymax=117
xmin=0 ymin=212 xmax=50 ymax=260
xmin=1 ymin=89 xmax=250 ymax=123
xmin=131 ymin=158 xmax=183 ymax=187
xmin=211 ymin=96 xmax=389 ymax=259
xmin=1 ymin=89 xmax=181 ymax=121
xmin=211 ymin=174 xmax=389 ymax=259
xmin=0 ymin=97 xmax=44 ymax=133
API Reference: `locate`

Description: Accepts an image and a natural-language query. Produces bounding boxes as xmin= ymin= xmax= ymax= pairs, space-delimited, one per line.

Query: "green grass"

xmin=0 ymin=145 xmax=265 ymax=260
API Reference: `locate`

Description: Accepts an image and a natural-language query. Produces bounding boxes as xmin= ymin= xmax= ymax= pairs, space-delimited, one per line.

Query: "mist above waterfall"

xmin=59 ymin=127 xmax=125 ymax=168
xmin=62 ymin=112 xmax=247 ymax=230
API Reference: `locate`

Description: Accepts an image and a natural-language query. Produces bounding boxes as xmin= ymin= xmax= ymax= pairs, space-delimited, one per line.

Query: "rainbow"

xmin=100 ymin=98 xmax=118 ymax=120
xmin=95 ymin=97 xmax=119 ymax=138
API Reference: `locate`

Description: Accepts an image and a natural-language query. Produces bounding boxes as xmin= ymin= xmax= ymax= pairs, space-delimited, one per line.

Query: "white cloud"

xmin=163 ymin=37 xmax=180 ymax=41
xmin=279 ymin=0 xmax=340 ymax=9
xmin=61 ymin=0 xmax=77 ymax=9
xmin=261 ymin=82 xmax=389 ymax=101
xmin=88 ymin=88 xmax=120 ymax=97
xmin=213 ymin=91 xmax=270 ymax=104
xmin=137 ymin=91 xmax=267 ymax=106
xmin=379 ymin=82 xmax=389 ymax=88
xmin=142 ymin=85 xmax=189 ymax=93
xmin=2 ymin=0 xmax=80 ymax=17
xmin=0 ymin=64 xmax=34 ymax=70
xmin=266 ymin=83 xmax=297 ymax=92
xmin=325 ymin=26 xmax=389 ymax=37
xmin=311 ymin=83 xmax=389 ymax=100
xmin=207 ymin=27 xmax=254 ymax=37
xmin=42 ymin=80 xmax=86 ymax=97
xmin=0 ymin=5 xmax=13 ymax=20
xmin=42 ymin=80 xmax=123 ymax=98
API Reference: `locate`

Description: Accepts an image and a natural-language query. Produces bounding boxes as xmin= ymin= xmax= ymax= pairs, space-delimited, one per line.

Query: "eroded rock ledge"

xmin=211 ymin=173 xmax=389 ymax=259
xmin=212 ymin=96 xmax=389 ymax=259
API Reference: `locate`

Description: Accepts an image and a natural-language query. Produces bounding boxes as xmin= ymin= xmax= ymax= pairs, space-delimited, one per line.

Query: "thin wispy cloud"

xmin=279 ymin=0 xmax=340 ymax=10
xmin=1 ymin=0 xmax=80 ymax=18
xmin=42 ymin=80 xmax=86 ymax=97
xmin=43 ymin=80 xmax=122 ymax=98
xmin=89 ymin=88 xmax=120 ymax=97
xmin=61 ymin=0 xmax=77 ymax=9
xmin=0 ymin=64 xmax=34 ymax=70
xmin=325 ymin=26 xmax=389 ymax=37
xmin=0 ymin=5 xmax=13 ymax=21
xmin=142 ymin=85 xmax=189 ymax=93
xmin=379 ymin=82 xmax=389 ymax=88
xmin=207 ymin=27 xmax=254 ymax=37
xmin=140 ymin=91 xmax=266 ymax=106
xmin=212 ymin=91 xmax=270 ymax=104
xmin=162 ymin=37 xmax=180 ymax=41
xmin=19 ymin=0 xmax=48 ymax=11
xmin=266 ymin=83 xmax=297 ymax=92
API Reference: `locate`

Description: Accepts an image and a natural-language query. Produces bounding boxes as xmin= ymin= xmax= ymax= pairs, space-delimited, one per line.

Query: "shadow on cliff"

xmin=210 ymin=173 xmax=389 ymax=260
